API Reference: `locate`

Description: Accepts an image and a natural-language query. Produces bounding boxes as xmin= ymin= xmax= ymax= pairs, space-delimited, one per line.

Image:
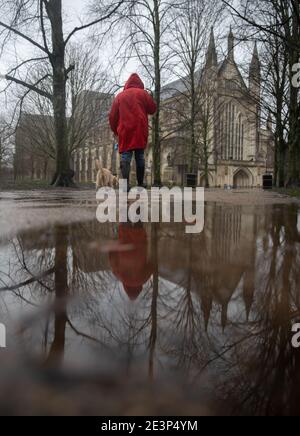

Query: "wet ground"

xmin=0 ymin=189 xmax=300 ymax=416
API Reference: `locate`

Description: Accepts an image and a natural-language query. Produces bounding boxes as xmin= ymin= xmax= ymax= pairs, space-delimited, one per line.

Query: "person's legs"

xmin=135 ymin=149 xmax=146 ymax=187
xmin=120 ymin=151 xmax=133 ymax=190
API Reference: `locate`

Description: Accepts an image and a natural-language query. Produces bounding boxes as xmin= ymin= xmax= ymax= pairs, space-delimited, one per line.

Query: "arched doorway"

xmin=199 ymin=173 xmax=213 ymax=188
xmin=199 ymin=175 xmax=206 ymax=187
xmin=233 ymin=169 xmax=251 ymax=188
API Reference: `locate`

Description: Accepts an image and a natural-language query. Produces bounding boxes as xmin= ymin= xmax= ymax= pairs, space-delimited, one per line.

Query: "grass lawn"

xmin=276 ymin=188 xmax=300 ymax=198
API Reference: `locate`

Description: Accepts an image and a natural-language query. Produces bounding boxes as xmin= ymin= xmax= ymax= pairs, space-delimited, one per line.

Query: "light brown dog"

xmin=95 ymin=159 xmax=118 ymax=190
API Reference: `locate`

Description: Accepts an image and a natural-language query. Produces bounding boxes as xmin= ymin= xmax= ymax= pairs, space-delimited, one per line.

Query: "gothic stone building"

xmin=155 ymin=28 xmax=274 ymax=188
xmin=14 ymin=114 xmax=56 ymax=182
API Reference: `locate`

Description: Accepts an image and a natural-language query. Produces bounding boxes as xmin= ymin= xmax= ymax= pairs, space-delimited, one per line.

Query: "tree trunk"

xmin=189 ymin=69 xmax=196 ymax=174
xmin=204 ymin=147 xmax=209 ymax=188
xmin=31 ymin=158 xmax=35 ymax=180
xmin=275 ymin=108 xmax=286 ymax=187
xmin=44 ymin=159 xmax=48 ymax=181
xmin=0 ymin=138 xmax=2 ymax=180
xmin=203 ymin=109 xmax=210 ymax=188
xmin=278 ymin=138 xmax=286 ymax=187
xmin=47 ymin=0 xmax=75 ymax=187
xmin=152 ymin=0 xmax=161 ymax=187
xmin=287 ymin=77 xmax=300 ymax=186
xmin=287 ymin=3 xmax=300 ymax=187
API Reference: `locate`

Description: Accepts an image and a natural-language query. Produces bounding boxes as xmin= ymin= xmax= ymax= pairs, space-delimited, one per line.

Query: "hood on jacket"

xmin=124 ymin=73 xmax=145 ymax=90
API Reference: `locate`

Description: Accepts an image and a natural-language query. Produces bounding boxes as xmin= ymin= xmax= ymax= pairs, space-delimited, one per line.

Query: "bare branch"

xmin=4 ymin=74 xmax=52 ymax=100
xmin=0 ymin=19 xmax=49 ymax=54
xmin=64 ymin=0 xmax=125 ymax=46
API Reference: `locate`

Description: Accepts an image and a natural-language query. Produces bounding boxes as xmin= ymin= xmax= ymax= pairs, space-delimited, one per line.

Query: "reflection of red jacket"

xmin=109 ymin=225 xmax=153 ymax=300
xmin=109 ymin=74 xmax=157 ymax=153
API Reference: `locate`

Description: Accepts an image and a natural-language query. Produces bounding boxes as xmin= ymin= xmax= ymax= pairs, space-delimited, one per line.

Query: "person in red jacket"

xmin=109 ymin=224 xmax=154 ymax=301
xmin=109 ymin=73 xmax=157 ymax=188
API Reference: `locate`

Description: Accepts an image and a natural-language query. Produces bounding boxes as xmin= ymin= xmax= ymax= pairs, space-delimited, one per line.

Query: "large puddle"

xmin=0 ymin=202 xmax=300 ymax=415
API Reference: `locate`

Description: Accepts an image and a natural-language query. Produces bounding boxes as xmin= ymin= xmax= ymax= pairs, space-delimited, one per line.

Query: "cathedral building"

xmin=156 ymin=28 xmax=274 ymax=188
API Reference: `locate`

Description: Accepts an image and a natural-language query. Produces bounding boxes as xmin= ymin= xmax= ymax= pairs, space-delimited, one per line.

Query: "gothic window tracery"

xmin=221 ymin=102 xmax=244 ymax=161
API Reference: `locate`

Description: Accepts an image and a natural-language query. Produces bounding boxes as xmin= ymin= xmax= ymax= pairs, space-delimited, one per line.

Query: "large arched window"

xmin=220 ymin=102 xmax=244 ymax=161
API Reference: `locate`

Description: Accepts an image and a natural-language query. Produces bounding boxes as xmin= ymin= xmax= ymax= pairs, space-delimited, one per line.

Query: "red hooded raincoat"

xmin=109 ymin=74 xmax=157 ymax=153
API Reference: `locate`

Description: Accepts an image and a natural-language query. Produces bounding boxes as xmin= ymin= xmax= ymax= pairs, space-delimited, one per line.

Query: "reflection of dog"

xmin=95 ymin=159 xmax=118 ymax=190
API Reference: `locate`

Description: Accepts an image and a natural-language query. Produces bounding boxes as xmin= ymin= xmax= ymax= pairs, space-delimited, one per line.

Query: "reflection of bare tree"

xmin=163 ymin=233 xmax=203 ymax=372
xmin=46 ymin=226 xmax=68 ymax=366
xmin=149 ymin=224 xmax=158 ymax=380
xmin=211 ymin=205 xmax=300 ymax=416
xmin=0 ymin=221 xmax=114 ymax=363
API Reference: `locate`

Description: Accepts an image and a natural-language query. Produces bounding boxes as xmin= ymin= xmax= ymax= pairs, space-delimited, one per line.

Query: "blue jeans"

xmin=121 ymin=150 xmax=145 ymax=168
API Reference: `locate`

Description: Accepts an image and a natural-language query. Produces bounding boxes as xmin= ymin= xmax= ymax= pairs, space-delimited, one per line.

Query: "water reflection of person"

xmin=109 ymin=224 xmax=153 ymax=301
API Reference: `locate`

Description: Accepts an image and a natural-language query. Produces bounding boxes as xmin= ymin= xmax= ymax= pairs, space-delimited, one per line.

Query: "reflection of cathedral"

xmin=156 ymin=204 xmax=260 ymax=330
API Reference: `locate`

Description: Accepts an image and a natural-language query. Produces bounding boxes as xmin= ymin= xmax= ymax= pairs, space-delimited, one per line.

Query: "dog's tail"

xmin=95 ymin=158 xmax=103 ymax=171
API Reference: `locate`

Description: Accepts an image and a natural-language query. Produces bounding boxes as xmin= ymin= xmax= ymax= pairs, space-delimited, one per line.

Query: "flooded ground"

xmin=0 ymin=189 xmax=300 ymax=416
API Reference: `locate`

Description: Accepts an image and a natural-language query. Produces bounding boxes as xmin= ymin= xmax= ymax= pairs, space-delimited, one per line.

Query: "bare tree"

xmin=197 ymin=79 xmax=220 ymax=187
xmin=0 ymin=0 xmax=125 ymax=186
xmin=168 ymin=0 xmax=224 ymax=179
xmin=260 ymin=28 xmax=289 ymax=187
xmin=15 ymin=44 xmax=112 ymax=182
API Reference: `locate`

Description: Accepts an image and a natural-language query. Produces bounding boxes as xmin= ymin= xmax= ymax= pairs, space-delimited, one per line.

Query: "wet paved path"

xmin=0 ymin=188 xmax=297 ymax=238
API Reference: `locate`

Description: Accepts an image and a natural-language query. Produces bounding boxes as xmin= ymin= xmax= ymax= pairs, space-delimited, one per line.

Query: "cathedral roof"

xmin=218 ymin=57 xmax=248 ymax=90
xmin=160 ymin=70 xmax=203 ymax=100
xmin=161 ymin=29 xmax=251 ymax=100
